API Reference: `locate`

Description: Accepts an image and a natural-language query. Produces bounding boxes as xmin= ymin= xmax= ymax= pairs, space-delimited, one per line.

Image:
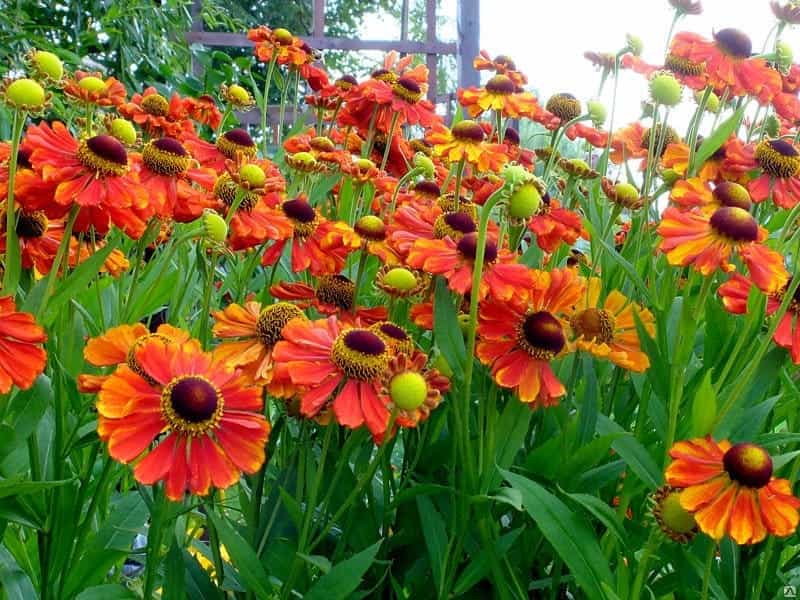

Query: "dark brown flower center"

xmin=142 ymin=137 xmax=190 ymax=175
xmin=15 ymin=211 xmax=47 ymax=238
xmin=494 ymin=55 xmax=516 ymax=71
xmin=641 ymin=124 xmax=680 ymax=157
xmin=546 ymin=93 xmax=582 ymax=122
xmin=713 ymin=181 xmax=752 ymax=210
xmin=141 ymin=93 xmax=169 ymax=116
xmin=571 ymin=308 xmax=615 ymax=344
xmin=217 ymin=128 xmax=257 ymax=160
xmin=457 ymin=232 xmax=497 ymax=262
xmin=315 ymin=274 xmax=355 ymax=310
xmin=486 ymin=74 xmax=515 ymax=95
xmin=519 ymin=311 xmax=565 ymax=359
xmin=331 ymin=329 xmax=389 ymax=380
xmin=709 ymin=206 xmax=758 ymax=242
xmin=714 ymin=28 xmax=752 ymax=59
xmin=433 ymin=211 xmax=477 ymax=240
xmin=412 ymin=180 xmax=441 ymax=197
xmin=664 ymin=53 xmax=705 ymax=77
xmin=723 ymin=443 xmax=773 ymax=488
xmin=393 ymin=77 xmax=423 ymax=103
xmin=755 ymin=139 xmax=800 ymax=178
xmin=256 ymin=302 xmax=305 ymax=348
xmin=452 ymin=120 xmax=486 ymax=143
xmin=504 ymin=127 xmax=520 ymax=145
xmin=78 ymin=135 xmax=128 ymax=176
xmin=169 ymin=376 xmax=219 ymax=423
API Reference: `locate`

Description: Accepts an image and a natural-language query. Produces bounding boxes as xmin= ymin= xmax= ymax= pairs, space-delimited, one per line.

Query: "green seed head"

xmin=508 ymin=182 xmax=542 ymax=219
xmin=389 ymin=371 xmax=428 ymax=411
xmin=587 ymin=99 xmax=607 ymax=126
xmin=412 ymin=152 xmax=435 ymax=178
xmin=5 ymin=78 xmax=46 ymax=110
xmin=383 ymin=267 xmax=418 ymax=292
xmin=239 ymin=163 xmax=266 ymax=187
xmin=202 ymin=209 xmax=228 ymax=243
xmin=649 ymin=72 xmax=683 ymax=107
xmin=77 ymin=76 xmax=107 ymax=93
xmin=31 ymin=50 xmax=64 ymax=81
xmin=109 ymin=118 xmax=138 ymax=145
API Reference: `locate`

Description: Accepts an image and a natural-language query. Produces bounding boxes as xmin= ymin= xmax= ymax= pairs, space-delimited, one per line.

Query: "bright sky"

xmin=480 ymin=0 xmax=800 ymax=131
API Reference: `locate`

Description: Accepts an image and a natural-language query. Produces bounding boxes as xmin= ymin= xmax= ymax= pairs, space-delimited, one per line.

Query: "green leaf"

xmin=63 ymin=492 xmax=149 ymax=598
xmin=75 ymin=584 xmax=137 ymax=600
xmin=207 ymin=511 xmax=272 ymax=600
xmin=561 ymin=490 xmax=629 ymax=548
xmin=501 ymin=468 xmax=614 ymax=599
xmin=0 ymin=546 xmax=35 ymax=600
xmin=0 ymin=475 xmax=72 ymax=499
xmin=39 ymin=243 xmax=116 ymax=325
xmin=416 ymin=496 xmax=448 ymax=597
xmin=433 ymin=278 xmax=466 ymax=377
xmin=297 ymin=553 xmax=332 ymax=574
xmin=163 ymin=536 xmax=186 ymax=600
xmin=691 ymin=371 xmax=717 ymax=436
xmin=596 ymin=415 xmax=661 ymax=489
xmin=692 ymin=104 xmax=746 ymax=173
xmin=487 ymin=398 xmax=532 ymax=489
xmin=453 ymin=527 xmax=523 ymax=596
xmin=303 ymin=540 xmax=382 ymax=600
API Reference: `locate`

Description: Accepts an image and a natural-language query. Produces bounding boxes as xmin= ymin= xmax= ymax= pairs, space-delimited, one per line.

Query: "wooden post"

xmin=401 ymin=0 xmax=410 ymax=41
xmin=313 ymin=0 xmax=325 ymax=37
xmin=457 ymin=0 xmax=480 ymax=89
xmin=425 ymin=0 xmax=437 ymax=102
xmin=190 ymin=0 xmax=203 ymax=79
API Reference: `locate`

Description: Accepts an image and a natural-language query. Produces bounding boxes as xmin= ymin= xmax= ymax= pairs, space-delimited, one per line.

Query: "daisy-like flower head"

xmin=570 ymin=278 xmax=654 ymax=372
xmin=374 ymin=265 xmax=429 ymax=299
xmin=651 ymin=485 xmax=698 ymax=543
xmin=669 ymin=178 xmax=752 ymax=214
xmin=528 ymin=193 xmax=587 ymax=253
xmin=0 ymin=208 xmax=78 ymax=275
xmin=771 ymin=1 xmax=800 ymax=25
xmin=727 ymin=138 xmax=800 ymax=209
xmin=545 ymin=93 xmax=582 ymax=124
xmin=426 ymin=120 xmax=509 ymax=172
xmin=0 ymin=296 xmax=47 ymax=393
xmin=118 ymin=87 xmax=195 ymax=139
xmin=261 ymin=195 xmax=360 ymax=275
xmin=477 ymin=268 xmax=585 ymax=408
xmin=185 ymin=128 xmax=258 ymax=175
xmin=473 ymin=51 xmax=528 ymax=87
xmin=602 ymin=178 xmax=644 ymax=210
xmin=97 ymin=337 xmax=270 ymax=501
xmin=272 ymin=316 xmax=393 ymax=438
xmin=212 ymin=300 xmax=307 ymax=395
xmin=665 ymin=437 xmax=800 ymax=544
xmin=657 ymin=205 xmax=789 ymax=293
xmin=457 ymin=74 xmax=540 ymax=119
xmin=248 ymin=26 xmax=308 ymax=67
xmin=377 ymin=351 xmax=450 ymax=432
xmin=63 ymin=71 xmax=127 ymax=107
xmin=23 ymin=121 xmax=148 ymax=238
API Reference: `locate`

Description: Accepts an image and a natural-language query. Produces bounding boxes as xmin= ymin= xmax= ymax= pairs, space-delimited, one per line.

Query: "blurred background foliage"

xmin=0 ymin=0 xmax=455 ymax=110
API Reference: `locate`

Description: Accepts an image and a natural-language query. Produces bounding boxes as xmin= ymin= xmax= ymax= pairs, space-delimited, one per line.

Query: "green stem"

xmin=2 ymin=109 xmax=26 ymax=294
xmin=36 ymin=205 xmax=80 ymax=320
xmin=206 ymin=495 xmax=226 ymax=587
xmin=629 ymin=529 xmax=661 ymax=599
xmin=452 ymin=156 xmax=466 ymax=211
xmin=700 ymin=542 xmax=716 ymax=600
xmin=277 ymin=70 xmax=292 ymax=143
xmin=198 ymin=250 xmax=219 ymax=348
xmin=260 ymin=55 xmax=279 ymax=155
xmin=380 ymin=112 xmax=400 ymax=171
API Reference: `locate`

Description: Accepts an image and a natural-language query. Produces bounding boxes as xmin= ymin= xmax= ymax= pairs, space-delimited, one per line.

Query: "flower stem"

xmin=260 ymin=55 xmax=279 ymax=155
xmin=629 ymin=528 xmax=661 ymax=599
xmin=700 ymin=541 xmax=716 ymax=600
xmin=2 ymin=109 xmax=26 ymax=294
xmin=381 ymin=112 xmax=400 ymax=171
xmin=36 ymin=205 xmax=80 ymax=320
xmin=452 ymin=156 xmax=466 ymax=211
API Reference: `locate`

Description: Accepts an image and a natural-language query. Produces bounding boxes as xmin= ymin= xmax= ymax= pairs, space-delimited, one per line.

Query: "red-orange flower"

xmin=23 ymin=121 xmax=148 ymax=238
xmin=406 ymin=232 xmax=532 ymax=300
xmin=719 ymin=273 xmax=800 ymax=363
xmin=528 ymin=194 xmax=586 ymax=253
xmin=666 ymin=437 xmax=800 ymax=544
xmin=0 ymin=296 xmax=47 ymax=393
xmin=457 ymin=74 xmax=540 ymax=119
xmin=248 ymin=26 xmax=308 ymax=67
xmin=657 ymin=206 xmax=788 ymax=293
xmin=270 ymin=275 xmax=387 ymax=325
xmin=118 ymin=87 xmax=195 ymax=139
xmin=426 ymin=120 xmax=509 ymax=172
xmin=477 ymin=268 xmax=585 ymax=407
xmin=272 ymin=316 xmax=392 ymax=438
xmin=0 ymin=210 xmax=76 ymax=274
xmin=212 ymin=301 xmax=306 ymax=395
xmin=97 ymin=336 xmax=269 ymax=501
xmin=473 ymin=51 xmax=528 ymax=87
xmin=670 ymin=30 xmax=781 ymax=102
xmin=63 ymin=71 xmax=127 ymax=107
xmin=261 ymin=196 xmax=359 ymax=275
xmin=184 ymin=128 xmax=258 ymax=174
xmin=723 ymin=137 xmax=800 ymax=209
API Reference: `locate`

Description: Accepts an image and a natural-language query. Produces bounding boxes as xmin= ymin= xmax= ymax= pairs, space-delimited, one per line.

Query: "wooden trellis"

xmin=186 ymin=0 xmax=479 ymax=126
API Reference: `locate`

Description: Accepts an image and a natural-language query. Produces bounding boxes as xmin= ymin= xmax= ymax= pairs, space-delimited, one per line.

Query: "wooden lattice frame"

xmin=187 ymin=0 xmax=479 ymax=125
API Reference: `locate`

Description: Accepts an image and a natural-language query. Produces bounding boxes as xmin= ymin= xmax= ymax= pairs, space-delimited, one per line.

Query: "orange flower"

xmin=248 ymin=26 xmax=308 ymax=67
xmin=377 ymin=351 xmax=449 ymax=431
xmin=669 ymin=178 xmax=751 ymax=214
xmin=24 ymin=122 xmax=148 ymax=238
xmin=406 ymin=232 xmax=532 ymax=300
xmin=723 ymin=137 xmax=800 ymax=209
xmin=79 ymin=323 xmax=191 ymax=393
xmin=570 ymin=278 xmax=654 ymax=371
xmin=661 ymin=141 xmax=725 ymax=180
xmin=665 ymin=437 xmax=800 ymax=544
xmin=63 ymin=71 xmax=127 ymax=107
xmin=476 ymin=268 xmax=585 ymax=408
xmin=97 ymin=337 xmax=269 ymax=501
xmin=270 ymin=275 xmax=387 ymax=325
xmin=657 ymin=206 xmax=788 ymax=293
xmin=272 ymin=316 xmax=393 ymax=439
xmin=261 ymin=196 xmax=359 ymax=275
xmin=0 ymin=296 xmax=47 ymax=393
xmin=212 ymin=301 xmax=306 ymax=395
xmin=670 ymin=30 xmax=781 ymax=102
xmin=610 ymin=122 xmax=679 ymax=165
xmin=0 ymin=209 xmax=76 ymax=274
xmin=472 ymin=51 xmax=528 ymax=87
xmin=719 ymin=273 xmax=800 ymax=364
xmin=426 ymin=120 xmax=509 ymax=172
xmin=185 ymin=129 xmax=258 ymax=174
xmin=565 ymin=123 xmax=609 ymax=148
xmin=132 ymin=137 xmax=217 ymax=222
xmin=457 ymin=74 xmax=540 ymax=119
xmin=621 ymin=52 xmax=707 ymax=92
xmin=118 ymin=87 xmax=196 ymax=139
xmin=528 ymin=194 xmax=586 ymax=253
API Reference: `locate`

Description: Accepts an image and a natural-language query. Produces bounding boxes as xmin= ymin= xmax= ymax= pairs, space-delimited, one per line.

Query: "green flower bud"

xmin=694 ymin=90 xmax=720 ymax=113
xmin=649 ymin=72 xmax=683 ymax=107
xmin=77 ymin=76 xmax=107 ymax=93
xmin=412 ymin=152 xmax=435 ymax=178
xmin=764 ymin=114 xmax=781 ymax=138
xmin=5 ymin=78 xmax=46 ymax=110
xmin=383 ymin=267 xmax=417 ymax=292
xmin=587 ymin=99 xmax=607 ymax=126
xmin=501 ymin=163 xmax=531 ymax=187
xmin=109 ymin=118 xmax=138 ymax=145
xmin=31 ymin=50 xmax=63 ymax=82
xmin=389 ymin=371 xmax=428 ymax=410
xmin=626 ymin=33 xmax=644 ymax=56
xmin=508 ymin=182 xmax=542 ymax=219
xmin=776 ymin=40 xmax=793 ymax=71
xmin=202 ymin=209 xmax=228 ymax=243
xmin=239 ymin=163 xmax=266 ymax=187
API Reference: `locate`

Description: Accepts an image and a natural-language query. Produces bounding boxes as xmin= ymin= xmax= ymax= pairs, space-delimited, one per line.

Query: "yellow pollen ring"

xmin=77 ymin=140 xmax=128 ymax=176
